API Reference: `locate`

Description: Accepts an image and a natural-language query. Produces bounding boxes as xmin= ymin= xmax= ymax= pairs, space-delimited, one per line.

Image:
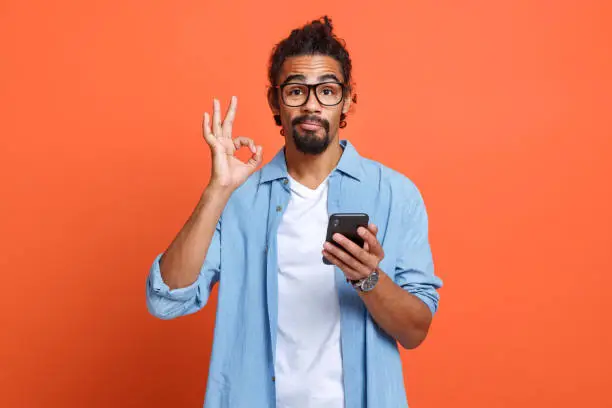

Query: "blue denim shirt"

xmin=146 ymin=139 xmax=443 ymax=408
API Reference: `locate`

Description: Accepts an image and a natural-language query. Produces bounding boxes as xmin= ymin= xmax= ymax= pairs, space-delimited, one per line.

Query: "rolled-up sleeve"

xmin=394 ymin=182 xmax=443 ymax=316
xmin=146 ymin=219 xmax=222 ymax=320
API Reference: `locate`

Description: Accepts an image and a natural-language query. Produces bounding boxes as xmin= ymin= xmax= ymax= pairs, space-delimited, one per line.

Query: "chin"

xmin=292 ymin=130 xmax=332 ymax=155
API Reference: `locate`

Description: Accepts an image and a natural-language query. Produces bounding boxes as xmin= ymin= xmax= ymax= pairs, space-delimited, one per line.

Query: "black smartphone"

xmin=323 ymin=213 xmax=369 ymax=265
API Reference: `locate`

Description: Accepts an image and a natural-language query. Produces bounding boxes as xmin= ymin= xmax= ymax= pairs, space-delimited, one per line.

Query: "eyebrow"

xmin=281 ymin=73 xmax=342 ymax=85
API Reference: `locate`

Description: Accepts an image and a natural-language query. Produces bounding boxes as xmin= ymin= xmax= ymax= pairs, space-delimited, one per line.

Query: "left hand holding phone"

xmin=322 ymin=223 xmax=385 ymax=282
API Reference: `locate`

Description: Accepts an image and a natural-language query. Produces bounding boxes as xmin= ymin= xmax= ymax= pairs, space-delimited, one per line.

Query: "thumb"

xmin=247 ymin=145 xmax=263 ymax=168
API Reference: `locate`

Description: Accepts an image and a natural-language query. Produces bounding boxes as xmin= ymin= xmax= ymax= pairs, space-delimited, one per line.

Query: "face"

xmin=270 ymin=54 xmax=351 ymax=155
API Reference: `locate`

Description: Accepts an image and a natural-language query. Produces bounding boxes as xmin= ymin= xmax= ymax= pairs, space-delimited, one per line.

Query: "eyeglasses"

xmin=276 ymin=82 xmax=345 ymax=107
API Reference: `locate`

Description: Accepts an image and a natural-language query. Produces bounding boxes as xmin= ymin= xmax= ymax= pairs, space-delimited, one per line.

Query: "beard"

xmin=290 ymin=115 xmax=332 ymax=155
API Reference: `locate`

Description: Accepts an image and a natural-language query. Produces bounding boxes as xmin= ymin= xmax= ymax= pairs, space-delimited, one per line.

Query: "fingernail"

xmin=358 ymin=227 xmax=365 ymax=235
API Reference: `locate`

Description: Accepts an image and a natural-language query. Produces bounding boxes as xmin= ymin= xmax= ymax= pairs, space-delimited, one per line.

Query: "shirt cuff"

xmin=410 ymin=290 xmax=438 ymax=317
xmin=147 ymin=253 xmax=199 ymax=302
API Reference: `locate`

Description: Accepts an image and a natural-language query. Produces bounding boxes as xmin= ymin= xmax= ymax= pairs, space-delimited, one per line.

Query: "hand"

xmin=322 ymin=223 xmax=385 ymax=281
xmin=202 ymin=96 xmax=263 ymax=191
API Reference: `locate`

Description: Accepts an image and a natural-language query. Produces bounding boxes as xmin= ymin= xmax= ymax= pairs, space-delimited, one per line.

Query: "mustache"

xmin=291 ymin=115 xmax=330 ymax=131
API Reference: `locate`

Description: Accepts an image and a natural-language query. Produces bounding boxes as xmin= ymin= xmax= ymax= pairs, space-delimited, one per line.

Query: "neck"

xmin=284 ymin=138 xmax=343 ymax=190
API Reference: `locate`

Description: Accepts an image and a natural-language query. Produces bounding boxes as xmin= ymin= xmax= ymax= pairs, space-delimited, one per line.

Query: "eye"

xmin=320 ymin=86 xmax=339 ymax=96
xmin=284 ymin=85 xmax=306 ymax=97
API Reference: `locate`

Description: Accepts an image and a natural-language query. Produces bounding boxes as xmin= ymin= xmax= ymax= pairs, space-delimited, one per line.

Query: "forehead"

xmin=278 ymin=54 xmax=344 ymax=83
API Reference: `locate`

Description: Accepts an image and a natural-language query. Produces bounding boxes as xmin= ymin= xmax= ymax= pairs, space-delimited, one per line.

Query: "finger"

xmin=233 ymin=137 xmax=256 ymax=153
xmin=368 ymin=223 xmax=379 ymax=235
xmin=358 ymin=225 xmax=384 ymax=257
xmin=202 ymin=112 xmax=215 ymax=145
xmin=222 ymin=96 xmax=237 ymax=139
xmin=325 ymin=239 xmax=372 ymax=277
xmin=321 ymin=249 xmax=362 ymax=280
xmin=247 ymin=145 xmax=263 ymax=168
xmin=213 ymin=98 xmax=223 ymax=138
xmin=332 ymin=233 xmax=375 ymax=268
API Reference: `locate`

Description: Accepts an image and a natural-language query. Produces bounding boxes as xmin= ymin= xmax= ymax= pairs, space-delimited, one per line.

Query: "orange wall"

xmin=1 ymin=1 xmax=610 ymax=407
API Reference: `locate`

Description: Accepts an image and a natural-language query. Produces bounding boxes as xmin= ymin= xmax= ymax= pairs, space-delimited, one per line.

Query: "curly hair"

xmin=267 ymin=15 xmax=357 ymax=129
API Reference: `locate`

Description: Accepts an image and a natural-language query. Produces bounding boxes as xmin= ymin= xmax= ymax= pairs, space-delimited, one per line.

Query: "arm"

xmin=364 ymin=185 xmax=442 ymax=349
xmin=145 ymin=184 xmax=231 ymax=320
xmin=160 ymin=185 xmax=231 ymax=290
xmin=146 ymin=96 xmax=263 ymax=320
xmin=322 ymin=183 xmax=442 ymax=349
xmin=358 ymin=269 xmax=435 ymax=349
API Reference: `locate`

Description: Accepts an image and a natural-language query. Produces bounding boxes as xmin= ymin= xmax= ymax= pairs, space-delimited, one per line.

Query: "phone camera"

xmin=333 ymin=219 xmax=340 ymax=227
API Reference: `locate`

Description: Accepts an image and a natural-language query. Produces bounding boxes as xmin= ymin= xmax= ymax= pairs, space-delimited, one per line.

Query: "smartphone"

xmin=323 ymin=213 xmax=369 ymax=265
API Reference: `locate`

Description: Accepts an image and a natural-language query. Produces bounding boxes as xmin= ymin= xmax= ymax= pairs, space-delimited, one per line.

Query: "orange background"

xmin=1 ymin=1 xmax=610 ymax=407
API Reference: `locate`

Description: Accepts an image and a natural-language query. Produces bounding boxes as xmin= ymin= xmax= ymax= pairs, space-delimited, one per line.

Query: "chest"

xmin=221 ymin=176 xmax=402 ymax=281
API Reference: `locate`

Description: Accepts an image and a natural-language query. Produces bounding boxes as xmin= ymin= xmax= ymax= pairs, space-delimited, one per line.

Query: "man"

xmin=146 ymin=16 xmax=443 ymax=408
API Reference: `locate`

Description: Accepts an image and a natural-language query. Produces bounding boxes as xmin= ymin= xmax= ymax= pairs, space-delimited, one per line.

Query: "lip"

xmin=298 ymin=121 xmax=323 ymax=130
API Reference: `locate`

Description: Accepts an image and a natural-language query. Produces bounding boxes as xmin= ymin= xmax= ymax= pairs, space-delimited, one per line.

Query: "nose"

xmin=302 ymin=87 xmax=322 ymax=113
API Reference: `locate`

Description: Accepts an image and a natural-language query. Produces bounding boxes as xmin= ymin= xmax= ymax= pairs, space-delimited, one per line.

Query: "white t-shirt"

xmin=275 ymin=173 xmax=345 ymax=408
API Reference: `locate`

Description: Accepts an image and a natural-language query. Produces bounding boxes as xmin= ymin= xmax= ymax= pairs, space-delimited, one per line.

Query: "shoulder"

xmin=360 ymin=157 xmax=424 ymax=202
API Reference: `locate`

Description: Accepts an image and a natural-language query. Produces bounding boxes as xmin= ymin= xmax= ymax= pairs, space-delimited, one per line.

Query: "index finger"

xmin=222 ymin=96 xmax=237 ymax=139
xmin=202 ymin=112 xmax=215 ymax=145
xmin=331 ymin=233 xmax=371 ymax=263
xmin=358 ymin=224 xmax=383 ymax=255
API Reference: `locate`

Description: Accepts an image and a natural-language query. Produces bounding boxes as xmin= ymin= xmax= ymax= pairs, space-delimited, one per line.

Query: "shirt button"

xmin=272 ymin=376 xmax=276 ymax=382
xmin=276 ymin=205 xmax=282 ymax=212
xmin=283 ymin=178 xmax=288 ymax=185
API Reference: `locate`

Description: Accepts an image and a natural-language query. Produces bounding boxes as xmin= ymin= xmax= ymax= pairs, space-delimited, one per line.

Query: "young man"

xmin=146 ymin=16 xmax=443 ymax=408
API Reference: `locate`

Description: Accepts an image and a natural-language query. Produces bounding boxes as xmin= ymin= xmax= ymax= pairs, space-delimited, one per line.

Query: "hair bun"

xmin=310 ymin=15 xmax=333 ymax=34
xmin=322 ymin=15 xmax=333 ymax=32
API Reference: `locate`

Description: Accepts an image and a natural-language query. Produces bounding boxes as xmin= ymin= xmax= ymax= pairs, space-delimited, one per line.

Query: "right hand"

xmin=202 ymin=96 xmax=263 ymax=191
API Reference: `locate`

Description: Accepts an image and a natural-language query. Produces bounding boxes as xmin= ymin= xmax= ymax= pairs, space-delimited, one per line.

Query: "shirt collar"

xmin=259 ymin=139 xmax=363 ymax=184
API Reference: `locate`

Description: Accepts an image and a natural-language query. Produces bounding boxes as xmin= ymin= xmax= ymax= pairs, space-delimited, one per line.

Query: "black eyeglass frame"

xmin=274 ymin=81 xmax=346 ymax=107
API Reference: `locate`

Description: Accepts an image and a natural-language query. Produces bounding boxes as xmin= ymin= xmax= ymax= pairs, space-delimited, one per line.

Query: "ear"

xmin=342 ymin=89 xmax=352 ymax=114
xmin=267 ymin=87 xmax=280 ymax=115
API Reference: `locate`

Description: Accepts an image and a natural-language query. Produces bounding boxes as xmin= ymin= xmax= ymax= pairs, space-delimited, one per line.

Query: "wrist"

xmin=351 ymin=268 xmax=381 ymax=294
xmin=349 ymin=267 xmax=381 ymax=282
xmin=204 ymin=181 xmax=234 ymax=199
xmin=199 ymin=184 xmax=233 ymax=212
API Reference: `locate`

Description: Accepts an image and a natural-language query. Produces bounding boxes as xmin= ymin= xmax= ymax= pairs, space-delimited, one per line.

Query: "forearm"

xmin=359 ymin=270 xmax=433 ymax=349
xmin=159 ymin=184 xmax=232 ymax=289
